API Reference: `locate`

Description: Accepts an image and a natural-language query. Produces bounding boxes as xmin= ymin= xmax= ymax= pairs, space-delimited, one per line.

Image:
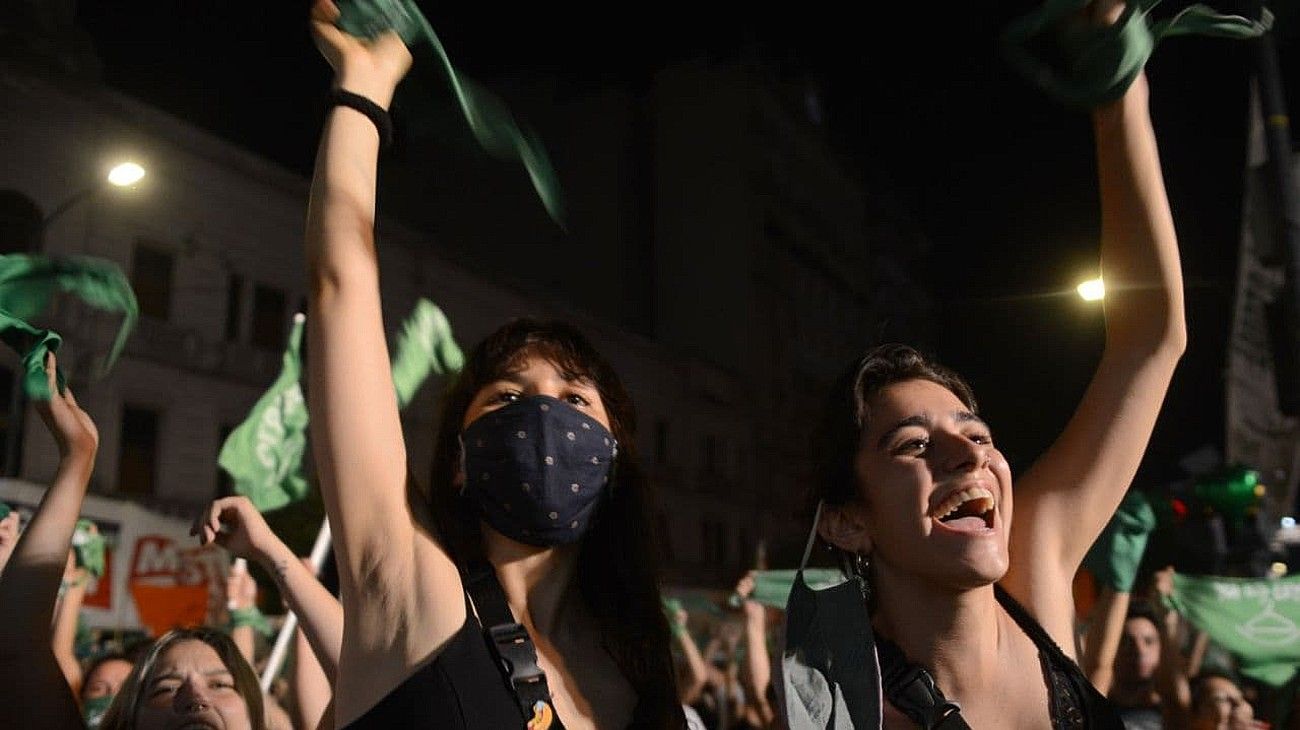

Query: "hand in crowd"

xmin=735 ymin=572 xmax=764 ymax=622
xmin=309 ymin=0 xmax=412 ymax=107
xmin=226 ymin=560 xmax=259 ymax=612
xmin=35 ymin=353 xmax=98 ymax=464
xmin=0 ymin=508 xmax=20 ymax=572
xmin=192 ymin=496 xmax=282 ymax=566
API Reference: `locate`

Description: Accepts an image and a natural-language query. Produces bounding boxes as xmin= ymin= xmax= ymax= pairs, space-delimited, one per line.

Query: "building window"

xmin=118 ymin=406 xmax=160 ymax=496
xmin=654 ymin=419 xmax=669 ymax=465
xmin=701 ymin=518 xmax=728 ymax=566
xmin=216 ymin=424 xmax=234 ymax=497
xmin=657 ymin=512 xmax=674 ymax=563
xmin=0 ymin=364 xmax=21 ymax=477
xmin=0 ymin=190 xmax=43 ymax=254
xmin=225 ymin=275 xmax=244 ymax=342
xmin=131 ymin=242 xmax=174 ymax=320
xmin=701 ymin=435 xmax=719 ymax=476
xmin=250 ymin=285 xmax=287 ymax=351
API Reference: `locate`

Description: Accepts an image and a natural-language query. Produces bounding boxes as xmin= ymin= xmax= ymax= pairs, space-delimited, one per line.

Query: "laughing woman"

xmin=303 ymin=2 xmax=681 ymax=728
xmin=808 ymin=7 xmax=1185 ymax=730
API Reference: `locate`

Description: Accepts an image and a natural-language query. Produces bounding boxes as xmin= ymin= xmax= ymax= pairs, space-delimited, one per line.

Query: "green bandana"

xmin=218 ymin=316 xmax=309 ymax=512
xmin=72 ymin=518 xmax=106 ymax=579
xmin=0 ymin=308 xmax=64 ymax=400
xmin=227 ymin=605 xmax=274 ymax=637
xmin=0 ymin=502 xmax=9 ymax=520
xmin=730 ymin=568 xmax=848 ymax=610
xmin=1082 ymin=489 xmax=1157 ymax=592
xmin=390 ymin=298 xmax=464 ymax=409
xmin=1002 ymin=0 xmax=1273 ymax=108
xmin=0 ymin=255 xmax=138 ymax=373
xmin=1164 ymin=573 xmax=1300 ymax=687
xmin=82 ymin=694 xmax=114 ymax=729
xmin=335 ymin=0 xmax=566 ymax=225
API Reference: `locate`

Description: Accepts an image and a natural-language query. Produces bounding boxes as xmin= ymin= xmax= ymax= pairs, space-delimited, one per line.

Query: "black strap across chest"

xmin=463 ymin=562 xmax=566 ymax=730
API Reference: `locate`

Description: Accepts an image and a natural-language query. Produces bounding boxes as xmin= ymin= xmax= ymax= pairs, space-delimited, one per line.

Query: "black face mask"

xmin=461 ymin=395 xmax=617 ymax=547
xmin=783 ymin=502 xmax=882 ymax=729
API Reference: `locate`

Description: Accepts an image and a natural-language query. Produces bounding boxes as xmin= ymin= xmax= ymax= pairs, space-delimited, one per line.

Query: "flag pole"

xmin=259 ymin=518 xmax=331 ymax=692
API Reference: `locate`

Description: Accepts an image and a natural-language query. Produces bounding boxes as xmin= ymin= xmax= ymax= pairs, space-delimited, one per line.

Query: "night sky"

xmin=74 ymin=2 xmax=1299 ymax=484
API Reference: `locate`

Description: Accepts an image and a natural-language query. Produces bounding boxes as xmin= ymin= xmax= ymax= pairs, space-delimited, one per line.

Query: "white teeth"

xmin=932 ymin=487 xmax=996 ymax=521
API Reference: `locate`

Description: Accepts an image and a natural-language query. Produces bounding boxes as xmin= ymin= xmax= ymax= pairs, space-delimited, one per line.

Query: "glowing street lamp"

xmin=106 ymin=162 xmax=146 ymax=188
xmin=1077 ymin=278 xmax=1105 ymax=302
xmin=43 ymin=160 xmax=148 ymax=229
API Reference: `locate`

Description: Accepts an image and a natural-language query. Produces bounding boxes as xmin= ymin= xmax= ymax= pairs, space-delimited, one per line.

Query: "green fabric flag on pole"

xmin=390 ymin=298 xmax=464 ymax=409
xmin=218 ymin=315 xmax=309 ymax=512
xmin=1002 ymin=0 xmax=1273 ymax=108
xmin=1164 ymin=573 xmax=1300 ymax=687
xmin=335 ymin=0 xmax=567 ymax=226
xmin=730 ymin=569 xmax=848 ymax=610
xmin=1083 ymin=489 xmax=1157 ymax=592
xmin=0 ymin=255 xmax=138 ymax=373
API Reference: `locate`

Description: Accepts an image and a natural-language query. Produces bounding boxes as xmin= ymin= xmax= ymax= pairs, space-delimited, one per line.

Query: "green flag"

xmin=218 ymin=315 xmax=309 ymax=512
xmin=71 ymin=518 xmax=106 ymax=579
xmin=0 ymin=255 xmax=138 ymax=373
xmin=0 ymin=308 xmax=64 ymax=400
xmin=731 ymin=569 xmax=848 ymax=610
xmin=335 ymin=0 xmax=566 ymax=225
xmin=1164 ymin=573 xmax=1300 ymax=687
xmin=1002 ymin=0 xmax=1272 ymax=109
xmin=1082 ymin=489 xmax=1157 ymax=592
xmin=390 ymin=298 xmax=464 ymax=409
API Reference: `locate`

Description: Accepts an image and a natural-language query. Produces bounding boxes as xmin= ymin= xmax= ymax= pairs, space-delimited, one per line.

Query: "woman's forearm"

xmin=1092 ymin=76 xmax=1187 ymax=356
xmin=258 ymin=543 xmax=343 ymax=681
xmin=1082 ymin=588 xmax=1129 ymax=695
xmin=0 ymin=454 xmax=95 ymax=650
xmin=51 ymin=578 xmax=87 ymax=693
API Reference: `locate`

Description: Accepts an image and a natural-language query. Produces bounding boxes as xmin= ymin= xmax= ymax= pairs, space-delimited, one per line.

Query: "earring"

xmin=854 ymin=552 xmax=872 ymax=602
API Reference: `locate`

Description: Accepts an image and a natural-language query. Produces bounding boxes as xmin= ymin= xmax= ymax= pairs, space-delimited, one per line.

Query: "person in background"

xmin=1185 ymin=671 xmax=1268 ymax=730
xmin=0 ymin=505 xmax=20 ymax=574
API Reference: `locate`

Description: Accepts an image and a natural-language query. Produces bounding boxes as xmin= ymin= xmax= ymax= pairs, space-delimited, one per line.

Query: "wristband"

xmin=227 ymin=605 xmax=273 ymax=637
xmin=327 ymin=88 xmax=394 ymax=149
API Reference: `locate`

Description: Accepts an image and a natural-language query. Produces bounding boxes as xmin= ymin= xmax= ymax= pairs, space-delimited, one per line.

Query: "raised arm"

xmin=195 ymin=497 xmax=343 ymax=681
xmin=52 ymin=551 xmax=89 ymax=694
xmin=1082 ymin=587 xmax=1131 ymax=695
xmin=0 ymin=355 xmax=99 ymax=729
xmin=303 ymin=3 xmax=467 ymax=716
xmin=1004 ymin=64 xmax=1185 ymax=639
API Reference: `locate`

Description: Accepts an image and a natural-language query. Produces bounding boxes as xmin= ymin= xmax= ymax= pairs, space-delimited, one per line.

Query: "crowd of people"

xmin=0 ymin=0 xmax=1290 ymax=728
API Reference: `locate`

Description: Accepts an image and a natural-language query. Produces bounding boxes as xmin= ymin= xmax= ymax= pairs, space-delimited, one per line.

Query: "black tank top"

xmin=994 ymin=585 xmax=1124 ymax=729
xmin=343 ymin=594 xmax=527 ymax=729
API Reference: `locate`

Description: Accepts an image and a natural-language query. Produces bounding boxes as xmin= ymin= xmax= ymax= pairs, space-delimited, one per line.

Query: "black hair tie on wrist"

xmin=327 ymin=88 xmax=394 ymax=149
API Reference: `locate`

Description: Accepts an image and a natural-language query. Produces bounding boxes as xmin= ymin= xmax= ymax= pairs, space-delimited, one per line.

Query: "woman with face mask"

xmin=798 ymin=1 xmax=1186 ymax=727
xmin=303 ymin=2 xmax=681 ymax=728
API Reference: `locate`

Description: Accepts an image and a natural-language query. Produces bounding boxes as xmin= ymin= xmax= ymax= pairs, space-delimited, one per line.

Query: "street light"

xmin=1077 ymin=277 xmax=1105 ymax=302
xmin=42 ymin=160 xmax=147 ymax=229
xmin=106 ymin=162 xmax=146 ymax=188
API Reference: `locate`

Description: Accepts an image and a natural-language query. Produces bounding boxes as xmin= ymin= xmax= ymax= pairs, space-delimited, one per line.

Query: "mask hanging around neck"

xmin=782 ymin=501 xmax=883 ymax=729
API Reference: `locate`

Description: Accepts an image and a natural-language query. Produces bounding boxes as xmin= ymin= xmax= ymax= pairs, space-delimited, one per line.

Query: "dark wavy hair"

xmin=98 ymin=627 xmax=265 ymax=730
xmin=815 ymin=343 xmax=978 ymax=509
xmin=423 ymin=318 xmax=684 ymax=729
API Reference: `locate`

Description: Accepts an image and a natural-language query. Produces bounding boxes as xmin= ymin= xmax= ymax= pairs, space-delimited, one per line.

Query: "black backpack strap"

xmin=876 ymin=635 xmax=971 ymax=730
xmin=463 ymin=562 xmax=563 ymax=729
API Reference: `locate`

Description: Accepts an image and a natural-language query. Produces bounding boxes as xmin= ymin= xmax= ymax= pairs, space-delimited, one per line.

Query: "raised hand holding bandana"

xmin=335 ymin=0 xmax=566 ymax=225
xmin=1002 ymin=0 xmax=1273 ymax=108
xmin=0 ymin=254 xmax=138 ymax=373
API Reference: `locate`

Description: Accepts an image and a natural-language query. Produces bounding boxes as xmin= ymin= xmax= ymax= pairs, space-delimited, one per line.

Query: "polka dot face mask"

xmin=461 ymin=395 xmax=617 ymax=547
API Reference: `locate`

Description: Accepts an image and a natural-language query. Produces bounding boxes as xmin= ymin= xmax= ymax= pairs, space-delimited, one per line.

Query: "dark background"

xmin=75 ymin=1 xmax=1300 ymax=483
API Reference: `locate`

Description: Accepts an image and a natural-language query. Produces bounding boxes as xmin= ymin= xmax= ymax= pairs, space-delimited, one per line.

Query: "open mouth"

xmin=931 ymin=487 xmax=996 ymax=531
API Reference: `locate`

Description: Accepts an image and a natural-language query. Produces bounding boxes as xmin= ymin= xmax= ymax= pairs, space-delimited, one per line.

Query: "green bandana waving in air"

xmin=0 ymin=254 xmax=139 ymax=400
xmin=1003 ymin=0 xmax=1273 ymax=108
xmin=334 ymin=0 xmax=566 ymax=225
